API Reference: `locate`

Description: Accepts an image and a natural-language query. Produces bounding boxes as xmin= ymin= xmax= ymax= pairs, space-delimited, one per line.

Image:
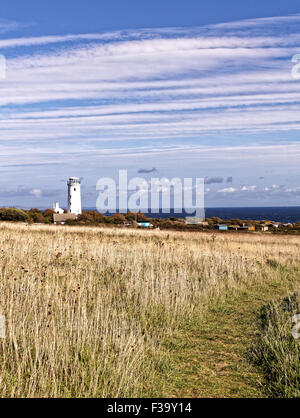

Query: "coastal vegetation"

xmin=0 ymin=207 xmax=300 ymax=233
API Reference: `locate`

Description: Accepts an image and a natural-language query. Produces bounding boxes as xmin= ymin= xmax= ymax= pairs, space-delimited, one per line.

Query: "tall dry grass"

xmin=0 ymin=222 xmax=299 ymax=397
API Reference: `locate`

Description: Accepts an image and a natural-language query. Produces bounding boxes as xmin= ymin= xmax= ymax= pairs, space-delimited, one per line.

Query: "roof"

xmin=53 ymin=213 xmax=77 ymax=223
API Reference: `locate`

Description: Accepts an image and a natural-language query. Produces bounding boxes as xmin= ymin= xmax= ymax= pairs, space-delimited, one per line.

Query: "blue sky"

xmin=0 ymin=0 xmax=300 ymax=209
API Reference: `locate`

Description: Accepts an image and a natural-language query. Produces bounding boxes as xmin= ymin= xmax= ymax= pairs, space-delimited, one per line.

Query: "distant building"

xmin=270 ymin=224 xmax=279 ymax=228
xmin=228 ymin=225 xmax=240 ymax=230
xmin=53 ymin=202 xmax=64 ymax=214
xmin=214 ymin=224 xmax=228 ymax=231
xmin=53 ymin=213 xmax=77 ymax=225
xmin=137 ymin=222 xmax=153 ymax=228
xmin=239 ymin=225 xmax=255 ymax=231
xmin=256 ymin=225 xmax=269 ymax=232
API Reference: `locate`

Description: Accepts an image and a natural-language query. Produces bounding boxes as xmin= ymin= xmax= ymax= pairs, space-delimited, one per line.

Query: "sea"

xmin=203 ymin=207 xmax=300 ymax=223
xmin=85 ymin=207 xmax=300 ymax=223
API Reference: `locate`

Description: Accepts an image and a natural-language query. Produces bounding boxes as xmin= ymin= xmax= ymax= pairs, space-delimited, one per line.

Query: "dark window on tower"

xmin=74 ymin=188 xmax=76 ymax=191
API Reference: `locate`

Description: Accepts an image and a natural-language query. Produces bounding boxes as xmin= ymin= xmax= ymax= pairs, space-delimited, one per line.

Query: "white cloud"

xmin=241 ymin=185 xmax=257 ymax=191
xmin=264 ymin=184 xmax=283 ymax=191
xmin=217 ymin=187 xmax=237 ymax=193
xmin=29 ymin=189 xmax=42 ymax=198
xmin=211 ymin=14 xmax=300 ymax=29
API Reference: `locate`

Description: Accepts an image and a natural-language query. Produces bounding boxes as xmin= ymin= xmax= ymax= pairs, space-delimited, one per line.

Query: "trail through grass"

xmin=162 ymin=264 xmax=300 ymax=398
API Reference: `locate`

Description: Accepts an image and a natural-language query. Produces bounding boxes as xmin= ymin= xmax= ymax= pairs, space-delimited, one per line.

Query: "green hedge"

xmin=0 ymin=207 xmax=29 ymax=222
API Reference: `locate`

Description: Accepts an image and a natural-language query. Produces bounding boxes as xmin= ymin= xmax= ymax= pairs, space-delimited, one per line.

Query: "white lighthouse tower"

xmin=68 ymin=177 xmax=82 ymax=215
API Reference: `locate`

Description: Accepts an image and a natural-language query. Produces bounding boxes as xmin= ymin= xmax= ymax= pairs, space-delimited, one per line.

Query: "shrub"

xmin=34 ymin=213 xmax=45 ymax=223
xmin=112 ymin=213 xmax=126 ymax=224
xmin=28 ymin=208 xmax=45 ymax=223
xmin=78 ymin=211 xmax=105 ymax=225
xmin=44 ymin=209 xmax=55 ymax=218
xmin=43 ymin=217 xmax=53 ymax=225
xmin=64 ymin=219 xmax=78 ymax=226
xmin=103 ymin=216 xmax=113 ymax=224
xmin=0 ymin=207 xmax=29 ymax=222
xmin=136 ymin=212 xmax=149 ymax=222
xmin=28 ymin=208 xmax=43 ymax=215
xmin=207 ymin=217 xmax=223 ymax=224
xmin=125 ymin=212 xmax=136 ymax=221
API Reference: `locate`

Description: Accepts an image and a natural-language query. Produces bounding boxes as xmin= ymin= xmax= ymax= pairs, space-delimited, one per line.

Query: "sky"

xmin=0 ymin=0 xmax=300 ymax=209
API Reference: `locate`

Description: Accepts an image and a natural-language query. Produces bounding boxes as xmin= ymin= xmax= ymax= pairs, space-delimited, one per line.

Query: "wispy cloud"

xmin=1 ymin=14 xmax=300 ymax=206
xmin=0 ymin=31 xmax=127 ymax=49
xmin=0 ymin=19 xmax=33 ymax=35
xmin=1 ymin=16 xmax=300 ymax=143
xmin=0 ymin=19 xmax=20 ymax=34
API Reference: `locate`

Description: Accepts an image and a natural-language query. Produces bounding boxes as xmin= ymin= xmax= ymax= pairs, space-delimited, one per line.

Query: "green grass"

xmin=158 ymin=264 xmax=300 ymax=398
xmin=249 ymin=291 xmax=300 ymax=397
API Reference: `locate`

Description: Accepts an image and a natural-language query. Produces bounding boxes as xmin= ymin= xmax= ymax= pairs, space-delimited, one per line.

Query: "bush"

xmin=136 ymin=212 xmax=149 ymax=222
xmin=64 ymin=219 xmax=79 ymax=226
xmin=0 ymin=207 xmax=29 ymax=222
xmin=78 ymin=211 xmax=105 ymax=225
xmin=27 ymin=209 xmax=45 ymax=223
xmin=44 ymin=209 xmax=55 ymax=218
xmin=43 ymin=217 xmax=53 ymax=225
xmin=125 ymin=212 xmax=136 ymax=221
xmin=34 ymin=213 xmax=45 ymax=223
xmin=112 ymin=213 xmax=126 ymax=224
xmin=103 ymin=216 xmax=113 ymax=224
xmin=207 ymin=217 xmax=223 ymax=224
xmin=28 ymin=208 xmax=42 ymax=215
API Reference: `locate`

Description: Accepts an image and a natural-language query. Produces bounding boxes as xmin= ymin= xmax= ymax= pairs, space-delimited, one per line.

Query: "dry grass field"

xmin=0 ymin=222 xmax=299 ymax=397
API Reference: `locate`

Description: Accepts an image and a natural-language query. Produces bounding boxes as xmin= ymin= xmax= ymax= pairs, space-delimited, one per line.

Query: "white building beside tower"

xmin=68 ymin=177 xmax=82 ymax=215
xmin=53 ymin=202 xmax=64 ymax=214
